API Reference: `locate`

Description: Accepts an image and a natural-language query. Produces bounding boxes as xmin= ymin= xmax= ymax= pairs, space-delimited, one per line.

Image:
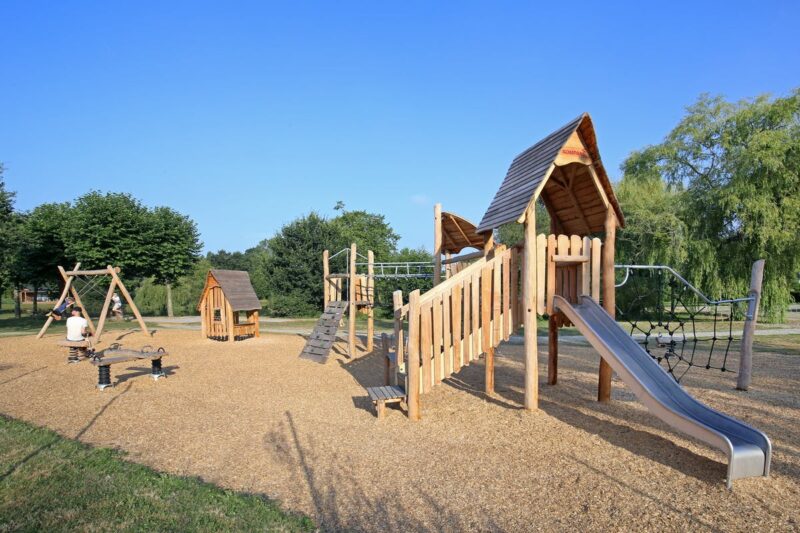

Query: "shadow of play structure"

xmin=347 ymin=113 xmax=770 ymax=487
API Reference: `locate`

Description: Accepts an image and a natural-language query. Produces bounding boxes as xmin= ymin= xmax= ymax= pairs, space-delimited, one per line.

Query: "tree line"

xmin=1 ymin=89 xmax=797 ymax=321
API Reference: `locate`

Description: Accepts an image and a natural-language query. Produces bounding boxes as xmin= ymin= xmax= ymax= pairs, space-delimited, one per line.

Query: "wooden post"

xmin=548 ymin=315 xmax=558 ymax=385
xmin=37 ymin=262 xmax=80 ymax=339
xmin=737 ymin=259 xmax=765 ymax=391
xmin=323 ymin=250 xmax=330 ymax=308
xmin=94 ymin=279 xmax=118 ymax=342
xmin=434 ymin=203 xmax=443 ymax=286
xmin=367 ymin=250 xmax=374 ymax=352
xmin=253 ymin=310 xmax=260 ymax=338
xmin=109 ymin=266 xmax=150 ymax=337
xmin=348 ymin=243 xmax=357 ymax=357
xmin=393 ymin=290 xmax=404 ymax=385
xmin=61 ymin=266 xmax=96 ymax=335
xmin=382 ymin=333 xmax=391 ymax=386
xmin=523 ymin=204 xmax=539 ymax=410
xmin=407 ymin=290 xmax=421 ymax=420
xmin=599 ymin=209 xmax=617 ymax=402
xmin=226 ymin=299 xmax=235 ymax=343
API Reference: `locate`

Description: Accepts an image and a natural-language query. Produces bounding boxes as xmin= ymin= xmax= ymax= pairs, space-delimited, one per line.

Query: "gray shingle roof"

xmin=209 ymin=270 xmax=261 ymax=311
xmin=476 ymin=113 xmax=623 ymax=233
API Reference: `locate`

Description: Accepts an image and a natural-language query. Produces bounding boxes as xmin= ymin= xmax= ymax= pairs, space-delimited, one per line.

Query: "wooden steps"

xmin=299 ymin=301 xmax=348 ymax=363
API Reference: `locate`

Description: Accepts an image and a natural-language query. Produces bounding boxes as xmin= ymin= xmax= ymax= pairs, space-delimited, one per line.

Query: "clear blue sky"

xmin=2 ymin=1 xmax=798 ymax=254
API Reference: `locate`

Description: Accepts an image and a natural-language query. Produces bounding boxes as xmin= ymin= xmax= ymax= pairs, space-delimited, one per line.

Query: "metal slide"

xmin=554 ymin=295 xmax=771 ymax=487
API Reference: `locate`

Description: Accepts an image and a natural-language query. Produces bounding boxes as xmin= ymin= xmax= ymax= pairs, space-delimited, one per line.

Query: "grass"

xmin=0 ymin=415 xmax=315 ymax=532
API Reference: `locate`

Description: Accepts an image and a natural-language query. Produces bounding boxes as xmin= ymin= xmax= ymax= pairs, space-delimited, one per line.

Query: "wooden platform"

xmin=300 ymin=301 xmax=348 ymax=363
xmin=366 ymin=385 xmax=405 ymax=419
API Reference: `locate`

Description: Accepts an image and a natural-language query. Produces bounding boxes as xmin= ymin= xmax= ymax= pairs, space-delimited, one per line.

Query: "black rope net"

xmin=614 ymin=267 xmax=750 ymax=382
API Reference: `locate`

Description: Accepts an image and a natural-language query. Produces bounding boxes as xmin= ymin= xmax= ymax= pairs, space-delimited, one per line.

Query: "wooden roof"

xmin=441 ymin=211 xmax=484 ymax=254
xmin=476 ymin=113 xmax=624 ymax=235
xmin=199 ymin=270 xmax=261 ymax=311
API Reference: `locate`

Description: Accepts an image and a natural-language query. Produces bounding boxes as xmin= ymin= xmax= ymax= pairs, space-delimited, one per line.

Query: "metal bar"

xmin=615 ymin=265 xmax=755 ymax=306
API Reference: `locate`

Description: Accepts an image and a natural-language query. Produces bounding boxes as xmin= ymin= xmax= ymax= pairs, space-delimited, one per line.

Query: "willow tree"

xmin=620 ymin=90 xmax=800 ymax=321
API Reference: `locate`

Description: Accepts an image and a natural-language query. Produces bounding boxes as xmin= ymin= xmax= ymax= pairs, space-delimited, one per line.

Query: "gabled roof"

xmin=441 ymin=211 xmax=484 ymax=254
xmin=476 ymin=113 xmax=624 ymax=234
xmin=200 ymin=270 xmax=261 ymax=311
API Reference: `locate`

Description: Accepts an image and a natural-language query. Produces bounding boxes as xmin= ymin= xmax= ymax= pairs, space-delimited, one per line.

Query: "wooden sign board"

xmin=554 ymin=131 xmax=592 ymax=166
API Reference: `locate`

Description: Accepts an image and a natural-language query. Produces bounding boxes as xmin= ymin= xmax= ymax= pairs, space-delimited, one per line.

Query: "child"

xmin=47 ymin=297 xmax=74 ymax=321
xmin=111 ymin=292 xmax=123 ymax=320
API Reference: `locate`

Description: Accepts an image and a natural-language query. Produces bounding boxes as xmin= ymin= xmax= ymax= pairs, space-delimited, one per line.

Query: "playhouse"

xmin=198 ymin=269 xmax=261 ymax=342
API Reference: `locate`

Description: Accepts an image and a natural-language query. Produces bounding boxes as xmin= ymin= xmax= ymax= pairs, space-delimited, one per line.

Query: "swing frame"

xmin=36 ymin=263 xmax=149 ymax=342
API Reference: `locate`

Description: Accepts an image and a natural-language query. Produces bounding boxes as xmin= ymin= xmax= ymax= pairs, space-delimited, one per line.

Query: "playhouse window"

xmin=213 ymin=309 xmax=222 ymax=322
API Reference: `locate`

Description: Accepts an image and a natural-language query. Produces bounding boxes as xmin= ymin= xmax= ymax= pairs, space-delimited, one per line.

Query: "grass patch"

xmin=0 ymin=415 xmax=314 ymax=532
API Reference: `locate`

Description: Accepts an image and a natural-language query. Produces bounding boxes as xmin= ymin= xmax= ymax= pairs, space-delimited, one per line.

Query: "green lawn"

xmin=0 ymin=415 xmax=314 ymax=532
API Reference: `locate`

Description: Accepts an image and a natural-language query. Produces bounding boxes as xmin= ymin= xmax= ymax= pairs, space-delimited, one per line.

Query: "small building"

xmin=198 ymin=270 xmax=262 ymax=342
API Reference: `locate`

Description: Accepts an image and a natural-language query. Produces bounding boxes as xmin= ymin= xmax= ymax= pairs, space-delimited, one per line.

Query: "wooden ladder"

xmin=299 ymin=301 xmax=349 ymax=363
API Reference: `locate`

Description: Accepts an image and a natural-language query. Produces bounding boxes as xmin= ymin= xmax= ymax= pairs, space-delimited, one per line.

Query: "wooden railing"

xmin=393 ymin=233 xmax=602 ymax=420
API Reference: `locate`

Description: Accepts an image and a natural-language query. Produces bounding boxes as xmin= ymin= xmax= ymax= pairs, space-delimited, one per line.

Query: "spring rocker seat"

xmin=91 ymin=344 xmax=169 ymax=390
xmin=57 ymin=339 xmax=94 ymax=364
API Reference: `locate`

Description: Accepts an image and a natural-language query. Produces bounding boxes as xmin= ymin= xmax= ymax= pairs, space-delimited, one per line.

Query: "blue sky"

xmin=1 ymin=1 xmax=798 ymax=254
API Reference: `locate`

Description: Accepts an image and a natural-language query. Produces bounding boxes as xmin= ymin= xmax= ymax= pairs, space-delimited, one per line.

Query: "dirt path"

xmin=0 ymin=330 xmax=798 ymax=531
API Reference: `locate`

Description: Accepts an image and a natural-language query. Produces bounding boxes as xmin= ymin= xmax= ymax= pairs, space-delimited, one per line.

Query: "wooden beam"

xmin=93 ymin=278 xmax=118 ymax=342
xmin=737 ymin=259 xmax=765 ymax=391
xmin=65 ymin=268 xmax=120 ymax=276
xmin=109 ymin=266 xmax=149 ymax=337
xmin=523 ymin=204 xmax=539 ymax=410
xmin=367 ymin=250 xmax=374 ymax=352
xmin=37 ymin=262 xmax=80 ymax=339
xmin=434 ymin=203 xmax=443 ymax=285
xmin=407 ymin=290 xmax=421 ymax=420
xmin=323 ymin=250 xmax=330 ymax=308
xmin=62 ymin=265 xmax=96 ymax=336
xmin=599 ymin=209 xmax=616 ymax=402
xmin=349 ymin=243 xmax=357 ymax=357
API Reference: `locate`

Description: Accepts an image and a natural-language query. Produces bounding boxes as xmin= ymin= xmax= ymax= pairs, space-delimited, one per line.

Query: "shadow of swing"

xmin=112 ymin=365 xmax=179 ymax=385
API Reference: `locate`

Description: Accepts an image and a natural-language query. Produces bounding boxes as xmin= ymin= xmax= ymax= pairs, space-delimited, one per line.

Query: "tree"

xmin=619 ymin=90 xmax=800 ymax=321
xmin=21 ymin=203 xmax=72 ymax=301
xmin=0 ymin=164 xmax=17 ymax=308
xmin=64 ymin=192 xmax=152 ymax=279
xmin=147 ymin=207 xmax=202 ymax=316
xmin=331 ymin=209 xmax=400 ymax=260
xmin=263 ymin=212 xmax=344 ymax=316
xmin=496 ymin=200 xmax=551 ymax=246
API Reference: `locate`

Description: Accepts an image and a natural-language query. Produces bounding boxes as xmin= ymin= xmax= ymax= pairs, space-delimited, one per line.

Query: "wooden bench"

xmin=57 ymin=339 xmax=93 ymax=364
xmin=366 ymin=385 xmax=405 ymax=419
xmin=91 ymin=346 xmax=169 ymax=390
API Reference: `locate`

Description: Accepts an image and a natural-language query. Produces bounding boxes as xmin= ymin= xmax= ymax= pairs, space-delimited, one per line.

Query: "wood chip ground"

xmin=0 ymin=330 xmax=798 ymax=531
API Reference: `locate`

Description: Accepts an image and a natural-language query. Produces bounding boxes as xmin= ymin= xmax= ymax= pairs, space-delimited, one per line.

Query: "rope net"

xmin=614 ymin=267 xmax=751 ymax=382
xmin=71 ymin=274 xmax=113 ymax=318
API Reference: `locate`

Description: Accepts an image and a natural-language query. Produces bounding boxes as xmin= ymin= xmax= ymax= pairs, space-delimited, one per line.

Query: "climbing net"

xmin=614 ymin=265 xmax=755 ymax=382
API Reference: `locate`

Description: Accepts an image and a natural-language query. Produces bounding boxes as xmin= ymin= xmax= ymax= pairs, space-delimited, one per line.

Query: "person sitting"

xmin=66 ymin=307 xmax=90 ymax=342
xmin=46 ymin=297 xmax=74 ymax=321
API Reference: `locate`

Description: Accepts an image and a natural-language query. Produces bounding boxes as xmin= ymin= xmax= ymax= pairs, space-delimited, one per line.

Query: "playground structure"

xmin=375 ymin=113 xmax=770 ymax=486
xmin=36 ymin=263 xmax=148 ymax=342
xmin=198 ymin=270 xmax=261 ymax=342
xmin=300 ymin=206 xmax=487 ymax=363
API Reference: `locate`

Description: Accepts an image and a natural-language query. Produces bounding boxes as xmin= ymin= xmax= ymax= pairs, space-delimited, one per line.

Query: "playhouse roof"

xmin=476 ymin=113 xmax=624 ymax=235
xmin=200 ymin=270 xmax=261 ymax=311
xmin=441 ymin=211 xmax=484 ymax=254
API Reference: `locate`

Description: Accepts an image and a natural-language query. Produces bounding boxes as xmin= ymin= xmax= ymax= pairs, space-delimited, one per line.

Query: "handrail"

xmin=615 ymin=265 xmax=755 ymax=306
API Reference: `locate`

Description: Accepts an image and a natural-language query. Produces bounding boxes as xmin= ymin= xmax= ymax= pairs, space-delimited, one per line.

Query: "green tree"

xmin=331 ymin=209 xmax=400 ymax=260
xmin=0 ymin=165 xmax=17 ymax=308
xmin=64 ymin=192 xmax=152 ymax=279
xmin=263 ymin=212 xmax=344 ymax=316
xmin=619 ymin=90 xmax=800 ymax=321
xmin=496 ymin=200 xmax=551 ymax=245
xmin=20 ymin=203 xmax=72 ymax=305
xmin=147 ymin=207 xmax=202 ymax=316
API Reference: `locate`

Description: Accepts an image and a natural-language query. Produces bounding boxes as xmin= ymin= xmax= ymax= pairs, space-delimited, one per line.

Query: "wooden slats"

xmin=299 ymin=301 xmax=348 ymax=363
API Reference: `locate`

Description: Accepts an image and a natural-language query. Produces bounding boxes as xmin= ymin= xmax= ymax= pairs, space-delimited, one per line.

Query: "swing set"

xmin=36 ymin=263 xmax=149 ymax=342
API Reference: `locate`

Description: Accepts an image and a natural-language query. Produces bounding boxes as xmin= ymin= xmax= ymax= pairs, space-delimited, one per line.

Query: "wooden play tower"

xmin=379 ymin=113 xmax=625 ymax=419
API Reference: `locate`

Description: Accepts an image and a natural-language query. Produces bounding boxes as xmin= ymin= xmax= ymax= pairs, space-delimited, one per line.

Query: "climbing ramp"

xmin=300 ymin=301 xmax=349 ymax=363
